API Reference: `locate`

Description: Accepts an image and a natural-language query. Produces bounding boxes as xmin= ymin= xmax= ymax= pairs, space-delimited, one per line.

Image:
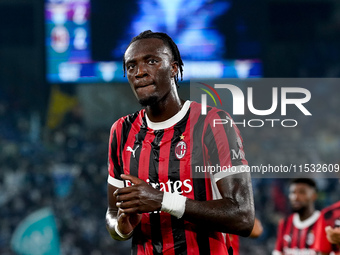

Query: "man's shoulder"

xmin=111 ymin=110 xmax=143 ymax=130
xmin=280 ymin=214 xmax=295 ymax=225
xmin=190 ymin=101 xmax=232 ymax=118
xmin=321 ymin=200 xmax=340 ymax=218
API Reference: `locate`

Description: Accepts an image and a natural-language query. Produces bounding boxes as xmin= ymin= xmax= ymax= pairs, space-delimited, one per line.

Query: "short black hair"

xmin=123 ymin=30 xmax=184 ymax=87
xmin=290 ymin=178 xmax=317 ymax=191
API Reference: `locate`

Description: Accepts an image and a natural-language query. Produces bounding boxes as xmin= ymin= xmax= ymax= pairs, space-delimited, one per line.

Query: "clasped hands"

xmin=114 ymin=174 xmax=163 ymax=236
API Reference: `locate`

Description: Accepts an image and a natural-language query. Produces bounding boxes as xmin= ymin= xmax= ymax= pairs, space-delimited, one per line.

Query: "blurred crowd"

xmin=0 ymin=82 xmax=339 ymax=254
xmin=0 ymin=99 xmax=125 ymax=254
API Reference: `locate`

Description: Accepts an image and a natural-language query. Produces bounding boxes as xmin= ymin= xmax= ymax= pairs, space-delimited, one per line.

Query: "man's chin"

xmin=138 ymin=96 xmax=159 ymax=107
xmin=292 ymin=207 xmax=304 ymax=213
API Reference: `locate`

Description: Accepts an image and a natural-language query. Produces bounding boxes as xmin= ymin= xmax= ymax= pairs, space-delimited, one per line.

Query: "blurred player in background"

xmin=273 ymin=178 xmax=320 ymax=255
xmin=105 ymin=30 xmax=255 ymax=254
xmin=314 ymin=200 xmax=340 ymax=254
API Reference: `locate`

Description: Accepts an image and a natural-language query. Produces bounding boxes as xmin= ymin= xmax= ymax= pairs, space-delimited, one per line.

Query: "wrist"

xmin=161 ymin=192 xmax=187 ymax=219
xmin=115 ymin=223 xmax=133 ymax=240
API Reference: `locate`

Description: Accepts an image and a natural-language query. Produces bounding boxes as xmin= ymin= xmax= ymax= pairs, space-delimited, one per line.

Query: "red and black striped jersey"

xmin=107 ymin=100 xmax=248 ymax=255
xmin=314 ymin=201 xmax=340 ymax=254
xmin=273 ymin=211 xmax=320 ymax=255
xmin=229 ymin=235 xmax=240 ymax=255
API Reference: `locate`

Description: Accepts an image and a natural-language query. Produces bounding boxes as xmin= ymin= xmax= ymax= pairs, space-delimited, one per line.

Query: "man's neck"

xmin=145 ymin=93 xmax=184 ymax=123
xmin=298 ymin=207 xmax=314 ymax=221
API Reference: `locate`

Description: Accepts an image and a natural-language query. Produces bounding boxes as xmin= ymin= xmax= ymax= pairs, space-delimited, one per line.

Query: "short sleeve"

xmin=204 ymin=110 xmax=248 ymax=182
xmin=107 ymin=120 xmax=124 ymax=188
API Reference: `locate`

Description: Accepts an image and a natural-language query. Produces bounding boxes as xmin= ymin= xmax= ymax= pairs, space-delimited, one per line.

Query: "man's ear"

xmin=171 ymin=61 xmax=179 ymax=77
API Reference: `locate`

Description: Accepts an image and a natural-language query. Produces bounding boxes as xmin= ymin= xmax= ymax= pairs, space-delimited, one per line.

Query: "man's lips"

xmin=135 ymin=83 xmax=154 ymax=89
xmin=291 ymin=202 xmax=302 ymax=208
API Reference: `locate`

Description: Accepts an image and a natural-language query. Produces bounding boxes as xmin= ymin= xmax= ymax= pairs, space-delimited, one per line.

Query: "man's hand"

xmin=114 ymin=174 xmax=163 ymax=214
xmin=325 ymin=226 xmax=340 ymax=245
xmin=116 ymin=209 xmax=142 ymax=236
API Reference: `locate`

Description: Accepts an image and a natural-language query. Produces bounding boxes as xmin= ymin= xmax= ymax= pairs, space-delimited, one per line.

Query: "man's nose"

xmin=135 ymin=64 xmax=148 ymax=78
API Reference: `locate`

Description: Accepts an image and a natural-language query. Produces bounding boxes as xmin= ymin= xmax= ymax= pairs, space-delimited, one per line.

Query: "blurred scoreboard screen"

xmin=45 ymin=0 xmax=263 ymax=83
xmin=45 ymin=0 xmax=98 ymax=83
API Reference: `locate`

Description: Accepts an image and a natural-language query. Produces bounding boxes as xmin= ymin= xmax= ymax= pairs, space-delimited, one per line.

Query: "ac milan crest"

xmin=175 ymin=141 xmax=187 ymax=159
xmin=306 ymin=232 xmax=315 ymax=246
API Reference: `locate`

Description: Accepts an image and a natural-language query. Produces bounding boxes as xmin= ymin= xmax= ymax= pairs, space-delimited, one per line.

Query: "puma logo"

xmin=126 ymin=145 xmax=139 ymax=158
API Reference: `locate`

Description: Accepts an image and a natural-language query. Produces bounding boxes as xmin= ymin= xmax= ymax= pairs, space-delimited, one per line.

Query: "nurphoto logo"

xmin=198 ymin=82 xmax=312 ymax=128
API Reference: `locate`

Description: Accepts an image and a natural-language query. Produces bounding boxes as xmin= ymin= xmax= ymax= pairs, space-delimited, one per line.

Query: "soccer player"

xmin=105 ymin=30 xmax=255 ymax=254
xmin=314 ymin=200 xmax=340 ymax=255
xmin=272 ymin=178 xmax=320 ymax=255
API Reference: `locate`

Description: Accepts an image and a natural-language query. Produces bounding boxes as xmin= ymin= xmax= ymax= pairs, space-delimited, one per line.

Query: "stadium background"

xmin=1 ymin=0 xmax=340 ymax=254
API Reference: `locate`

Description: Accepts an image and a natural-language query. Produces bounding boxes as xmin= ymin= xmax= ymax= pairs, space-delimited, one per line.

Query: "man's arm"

xmin=106 ymin=183 xmax=142 ymax=241
xmin=106 ymin=184 xmax=121 ymax=240
xmin=182 ymin=172 xmax=254 ymax=236
xmin=249 ymin=218 xmax=263 ymax=238
xmin=106 ymin=119 xmax=143 ymax=241
xmin=115 ymin=172 xmax=255 ymax=237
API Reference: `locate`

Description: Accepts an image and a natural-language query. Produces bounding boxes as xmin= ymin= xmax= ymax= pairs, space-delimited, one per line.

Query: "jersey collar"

xmin=293 ymin=210 xmax=320 ymax=229
xmin=145 ymin=100 xmax=191 ymax=130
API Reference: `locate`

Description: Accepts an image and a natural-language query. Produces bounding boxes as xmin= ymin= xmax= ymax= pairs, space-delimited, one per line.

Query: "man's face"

xmin=124 ymin=38 xmax=178 ymax=107
xmin=289 ymin=183 xmax=316 ymax=213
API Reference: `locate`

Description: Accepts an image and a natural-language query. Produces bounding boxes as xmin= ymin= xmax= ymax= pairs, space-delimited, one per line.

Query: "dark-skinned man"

xmin=105 ymin=30 xmax=255 ymax=255
xmin=273 ymin=178 xmax=320 ymax=255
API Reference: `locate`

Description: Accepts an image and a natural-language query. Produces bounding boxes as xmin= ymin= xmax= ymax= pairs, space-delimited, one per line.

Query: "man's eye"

xmin=127 ymin=64 xmax=135 ymax=70
xmin=148 ymin=59 xmax=157 ymax=64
